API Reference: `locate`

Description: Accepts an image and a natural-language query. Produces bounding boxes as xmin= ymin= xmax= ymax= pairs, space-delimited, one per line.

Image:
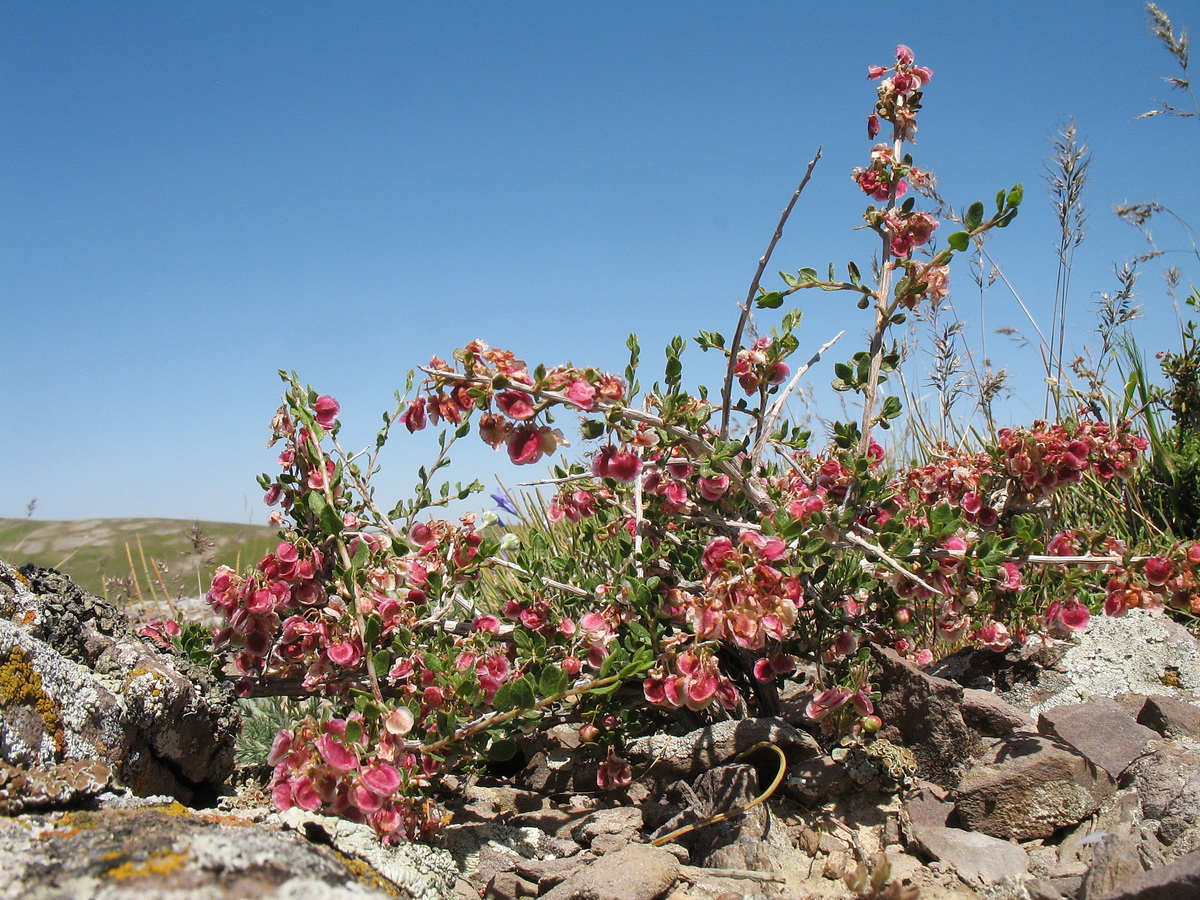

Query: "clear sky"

xmin=3 ymin=1 xmax=1199 ymax=524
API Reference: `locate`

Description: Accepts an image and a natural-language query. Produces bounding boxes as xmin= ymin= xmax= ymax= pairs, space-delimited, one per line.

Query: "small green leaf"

xmin=319 ymin=501 xmax=343 ymax=536
xmin=947 ymin=231 xmax=971 ymax=252
xmin=964 ymin=201 xmax=984 ymax=231
xmin=756 ymin=291 xmax=784 ymax=310
xmin=486 ymin=738 xmax=519 ymax=762
xmin=1006 ymin=184 xmax=1024 ymax=207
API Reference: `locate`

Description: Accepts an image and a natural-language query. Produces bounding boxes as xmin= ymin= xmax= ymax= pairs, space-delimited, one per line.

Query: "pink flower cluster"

xmin=892 ymin=446 xmax=999 ymax=526
xmin=643 ymin=646 xmax=738 ymax=711
xmin=401 ymin=340 xmax=626 ymax=467
xmin=268 ymin=712 xmax=439 ymax=843
xmin=734 ymin=336 xmax=791 ymax=395
xmin=208 ymin=541 xmax=333 ymax=676
xmin=1106 ymin=543 xmax=1200 ymax=616
xmin=867 ymin=44 xmax=933 ymax=141
xmin=668 ymin=531 xmax=804 ymax=650
xmin=997 ymin=419 xmax=1147 ymax=503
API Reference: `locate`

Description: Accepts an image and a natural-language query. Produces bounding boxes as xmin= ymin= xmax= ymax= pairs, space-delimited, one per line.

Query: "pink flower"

xmin=1144 ymin=556 xmax=1173 ymax=586
xmin=701 ymin=536 xmax=735 ymax=573
xmin=507 ymin=424 xmax=555 ymax=465
xmin=805 ymin=686 xmax=851 ymax=722
xmin=316 ymin=732 xmax=359 ymax=773
xmin=998 ymin=562 xmax=1023 ymax=591
xmin=564 ymin=380 xmax=597 ymax=410
xmin=360 ymin=762 xmax=402 ymax=795
xmin=973 ymin=621 xmax=1012 ymax=652
xmin=1045 ymin=597 xmax=1091 ymax=634
xmin=867 ymin=65 xmax=888 ymax=79
xmin=327 ymin=640 xmax=363 ymax=667
xmin=313 ymin=395 xmax=340 ymax=429
xmin=698 ymin=475 xmax=730 ymax=501
xmin=596 ymin=753 xmax=632 ymax=790
xmin=496 ymin=390 xmax=536 ymax=420
xmin=867 ymin=113 xmax=881 ymax=138
xmin=895 ymin=44 xmax=914 ymax=65
xmin=592 ymin=446 xmax=642 ymax=482
xmin=400 ymin=397 xmax=427 ymax=432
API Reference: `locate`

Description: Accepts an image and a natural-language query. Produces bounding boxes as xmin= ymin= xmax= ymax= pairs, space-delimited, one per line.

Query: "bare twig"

xmin=721 ymin=149 xmax=823 ymax=439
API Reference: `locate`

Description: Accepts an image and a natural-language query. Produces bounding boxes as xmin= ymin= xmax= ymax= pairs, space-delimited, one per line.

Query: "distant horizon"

xmin=4 ymin=1 xmax=1198 ymax=523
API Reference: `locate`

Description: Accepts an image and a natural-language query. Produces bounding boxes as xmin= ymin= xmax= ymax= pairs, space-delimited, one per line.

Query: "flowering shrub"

xmin=207 ymin=45 xmax=1195 ymax=842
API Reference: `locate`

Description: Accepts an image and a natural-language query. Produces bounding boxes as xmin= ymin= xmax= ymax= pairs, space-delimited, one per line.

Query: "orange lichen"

xmin=0 ymin=644 xmax=66 ymax=757
xmin=105 ymin=850 xmax=190 ymax=881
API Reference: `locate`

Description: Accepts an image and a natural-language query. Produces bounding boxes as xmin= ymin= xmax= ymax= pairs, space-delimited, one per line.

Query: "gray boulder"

xmin=0 ymin=560 xmax=237 ymax=803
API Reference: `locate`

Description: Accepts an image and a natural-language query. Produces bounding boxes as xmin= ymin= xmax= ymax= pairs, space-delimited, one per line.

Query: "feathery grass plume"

xmin=1142 ymin=4 xmax=1198 ymax=120
xmin=1044 ymin=119 xmax=1091 ymax=418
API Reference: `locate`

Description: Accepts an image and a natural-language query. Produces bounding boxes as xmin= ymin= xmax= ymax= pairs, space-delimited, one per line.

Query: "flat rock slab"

xmin=1038 ymin=698 xmax=1160 ymax=778
xmin=907 ymin=823 xmax=1028 ymax=886
xmin=541 ymin=843 xmax=680 ymax=900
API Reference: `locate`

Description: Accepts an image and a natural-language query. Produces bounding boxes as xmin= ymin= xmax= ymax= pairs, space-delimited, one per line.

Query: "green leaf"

xmin=319 ymin=501 xmax=343 ymax=536
xmin=1006 ymin=184 xmax=1024 ymax=207
xmin=947 ymin=231 xmax=971 ymax=252
xmin=847 ymin=261 xmax=862 ymax=285
xmin=510 ymin=675 xmax=536 ymax=710
xmin=756 ymin=291 xmax=784 ymax=310
xmin=363 ymin=615 xmax=381 ymax=648
xmin=964 ymin=201 xmax=984 ymax=231
xmin=539 ymin=664 xmax=570 ymax=697
xmin=486 ymin=738 xmax=519 ymax=762
xmin=344 ymin=719 xmax=363 ymax=745
xmin=797 ymin=267 xmax=819 ymax=285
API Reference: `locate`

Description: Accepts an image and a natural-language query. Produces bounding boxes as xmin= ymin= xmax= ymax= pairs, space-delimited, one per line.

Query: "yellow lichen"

xmin=335 ymin=850 xmax=402 ymax=898
xmin=0 ymin=644 xmax=66 ymax=757
xmin=105 ymin=850 xmax=190 ymax=881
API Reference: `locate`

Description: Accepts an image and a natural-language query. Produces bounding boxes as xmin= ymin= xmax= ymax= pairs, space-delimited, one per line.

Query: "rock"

xmin=571 ymin=806 xmax=643 ymax=846
xmin=486 ymin=870 xmax=539 ymax=899
xmin=954 ymin=732 xmax=1114 ymax=841
xmin=1121 ymin=744 xmax=1200 ymax=850
xmin=1087 ymin=846 xmax=1200 ymax=899
xmin=540 ymin=843 xmax=679 ymax=900
xmin=659 ymin=762 xmax=791 ymax=872
xmin=901 ymin=782 xmax=955 ymax=832
xmin=0 ymin=561 xmax=237 ymax=803
xmin=0 ymin=801 xmax=448 ymax=899
xmin=960 ymin=688 xmax=1034 ymax=737
xmin=1009 ymin=610 xmax=1200 ymax=715
xmin=1136 ymin=694 xmax=1200 ymax=741
xmin=626 ymin=717 xmax=818 ymax=782
xmin=0 ymin=758 xmax=111 ymax=813
xmin=1038 ymin=699 xmax=1159 ymax=778
xmin=873 ymin=647 xmax=982 ymax=787
xmin=906 ymin=824 xmax=1028 ymax=887
xmin=1078 ymin=826 xmax=1166 ymax=900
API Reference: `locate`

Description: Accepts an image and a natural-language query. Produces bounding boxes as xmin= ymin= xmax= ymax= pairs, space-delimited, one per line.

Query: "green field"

xmin=0 ymin=517 xmax=278 ymax=623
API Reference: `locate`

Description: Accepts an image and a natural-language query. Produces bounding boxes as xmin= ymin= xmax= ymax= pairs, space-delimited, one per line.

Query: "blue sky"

xmin=3 ymin=1 xmax=1198 ymax=524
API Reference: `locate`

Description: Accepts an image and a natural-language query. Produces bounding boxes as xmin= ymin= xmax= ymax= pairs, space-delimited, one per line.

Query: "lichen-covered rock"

xmin=0 ymin=560 xmax=237 ymax=803
xmin=0 ymin=802 xmax=441 ymax=899
xmin=0 ymin=759 xmax=111 ymax=814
